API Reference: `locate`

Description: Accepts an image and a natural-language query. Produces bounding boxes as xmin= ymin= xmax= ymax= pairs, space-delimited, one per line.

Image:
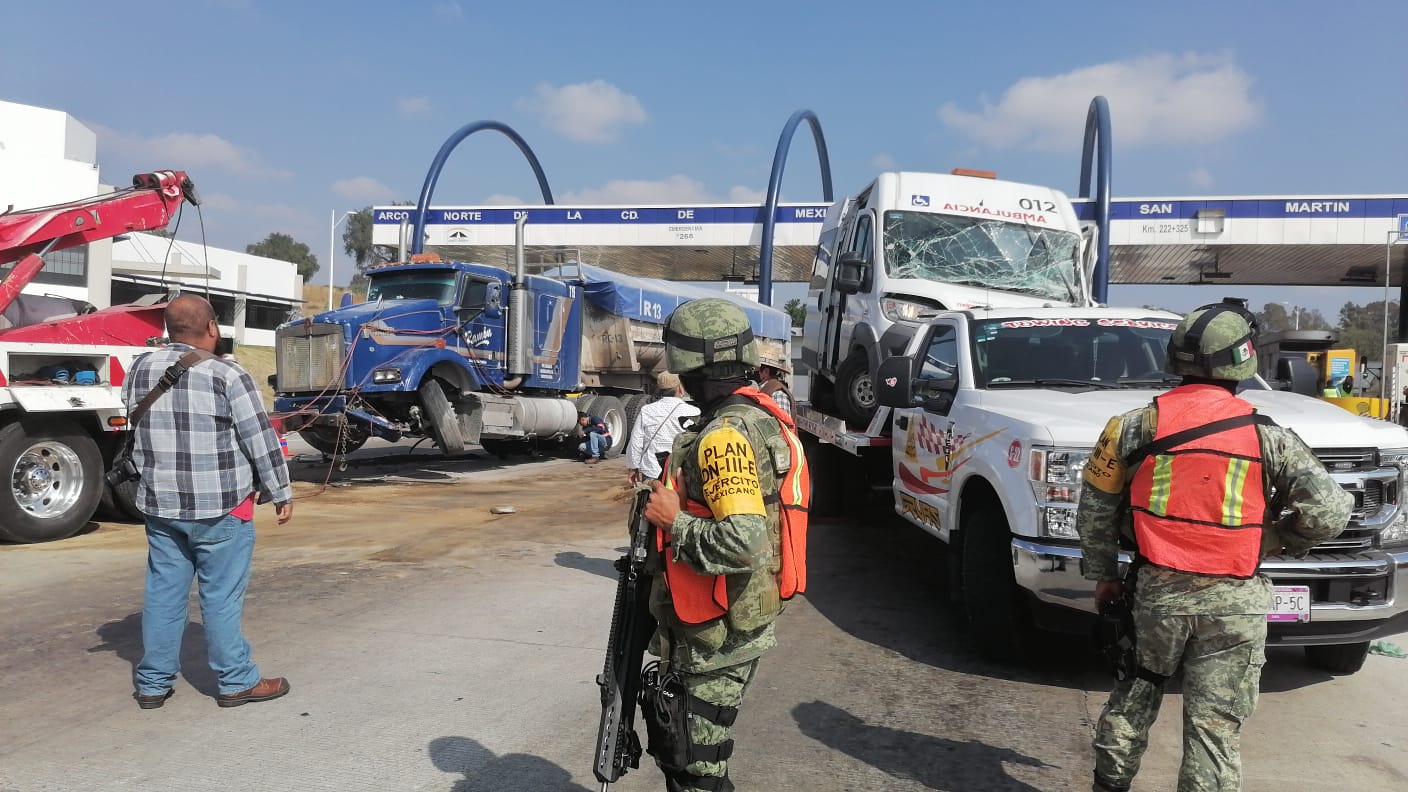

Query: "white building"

xmin=0 ymin=99 xmax=301 ymax=347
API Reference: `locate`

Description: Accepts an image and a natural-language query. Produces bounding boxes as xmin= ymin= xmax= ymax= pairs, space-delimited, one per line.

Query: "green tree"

xmin=783 ymin=298 xmax=806 ymax=327
xmin=1337 ymin=300 xmax=1399 ymax=363
xmin=1254 ymin=303 xmax=1331 ymax=333
xmin=247 ymin=232 xmax=319 ymax=282
xmin=342 ymin=204 xmax=410 ymax=275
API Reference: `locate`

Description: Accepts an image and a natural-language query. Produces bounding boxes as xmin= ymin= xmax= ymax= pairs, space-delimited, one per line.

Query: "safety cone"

xmin=279 ymin=434 xmax=292 ymax=458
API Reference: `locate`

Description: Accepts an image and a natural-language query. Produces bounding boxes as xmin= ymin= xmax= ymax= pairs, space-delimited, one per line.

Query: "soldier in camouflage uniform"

xmin=1077 ymin=305 xmax=1352 ymax=792
xmin=641 ymin=298 xmax=794 ymax=792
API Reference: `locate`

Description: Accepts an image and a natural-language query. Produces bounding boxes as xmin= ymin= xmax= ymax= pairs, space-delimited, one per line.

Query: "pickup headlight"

xmin=1029 ymin=446 xmax=1092 ymax=540
xmin=1378 ymin=448 xmax=1408 ymax=547
xmin=372 ymin=367 xmax=402 ymax=384
xmin=880 ymin=296 xmax=943 ymax=323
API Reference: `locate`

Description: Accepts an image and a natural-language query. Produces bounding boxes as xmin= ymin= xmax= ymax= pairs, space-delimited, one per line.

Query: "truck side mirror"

xmin=1278 ymin=357 xmax=1318 ymax=396
xmin=834 ymin=252 xmax=868 ymax=295
xmin=875 ymin=356 xmax=918 ymax=408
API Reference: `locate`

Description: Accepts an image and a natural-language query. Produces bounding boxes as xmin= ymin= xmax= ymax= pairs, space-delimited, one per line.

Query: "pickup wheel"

xmin=300 ymin=424 xmax=368 ymax=457
xmin=0 ymin=417 xmax=104 ymax=544
xmin=419 ymin=379 xmax=466 ymax=456
xmin=1304 ymin=641 xmax=1371 ymax=674
xmin=835 ymin=351 xmax=877 ymax=427
xmin=960 ymin=504 xmax=1031 ymax=662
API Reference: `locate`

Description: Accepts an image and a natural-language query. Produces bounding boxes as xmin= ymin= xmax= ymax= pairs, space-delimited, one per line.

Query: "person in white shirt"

xmin=625 ymin=371 xmax=701 ymax=484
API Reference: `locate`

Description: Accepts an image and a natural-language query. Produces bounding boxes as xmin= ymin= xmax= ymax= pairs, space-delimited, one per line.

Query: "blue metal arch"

xmin=1078 ymin=96 xmax=1112 ymax=304
xmin=759 ymin=110 xmax=834 ymax=306
xmin=411 ymin=121 xmax=554 ymax=254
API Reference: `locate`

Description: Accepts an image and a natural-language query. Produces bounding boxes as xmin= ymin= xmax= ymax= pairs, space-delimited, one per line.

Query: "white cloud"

xmin=561 ymin=175 xmax=711 ymax=204
xmin=938 ymin=53 xmax=1263 ymax=150
xmin=1186 ymin=167 xmax=1215 ymax=188
xmin=871 ymin=153 xmax=897 ymax=171
xmin=516 ymin=80 xmax=648 ymax=143
xmin=332 ymin=176 xmax=395 ymax=203
xmin=434 ymin=2 xmax=463 ymax=19
xmin=727 ymin=185 xmax=766 ymax=203
xmin=396 ymin=96 xmax=431 ymax=116
xmin=480 ymin=193 xmax=526 ymax=205
xmin=201 ymin=192 xmax=314 ymax=224
xmin=96 ymin=125 xmax=291 ymax=180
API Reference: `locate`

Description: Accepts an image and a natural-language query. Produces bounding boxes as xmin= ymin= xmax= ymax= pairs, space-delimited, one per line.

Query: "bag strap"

xmin=127 ymin=349 xmax=218 ymax=429
xmin=1126 ymin=412 xmax=1275 ymax=469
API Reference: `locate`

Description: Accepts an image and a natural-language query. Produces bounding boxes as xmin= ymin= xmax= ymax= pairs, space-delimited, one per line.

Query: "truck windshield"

xmin=366 ymin=270 xmax=459 ymax=304
xmin=883 ymin=211 xmax=1082 ymax=303
xmin=972 ymin=318 xmax=1178 ymax=388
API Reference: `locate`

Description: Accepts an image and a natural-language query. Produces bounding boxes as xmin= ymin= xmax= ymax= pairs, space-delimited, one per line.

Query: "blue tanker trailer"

xmin=272 ymin=225 xmax=789 ymax=459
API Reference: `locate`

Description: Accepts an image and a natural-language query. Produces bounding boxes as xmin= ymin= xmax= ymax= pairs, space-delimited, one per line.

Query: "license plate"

xmin=1269 ymin=585 xmax=1311 ymax=623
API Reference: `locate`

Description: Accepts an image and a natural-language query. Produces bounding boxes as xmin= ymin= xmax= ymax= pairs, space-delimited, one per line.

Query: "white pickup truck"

xmin=801 ymin=303 xmax=1408 ymax=674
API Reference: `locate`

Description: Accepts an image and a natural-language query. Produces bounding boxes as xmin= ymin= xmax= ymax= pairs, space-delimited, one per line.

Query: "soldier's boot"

xmin=1093 ymin=772 xmax=1131 ymax=792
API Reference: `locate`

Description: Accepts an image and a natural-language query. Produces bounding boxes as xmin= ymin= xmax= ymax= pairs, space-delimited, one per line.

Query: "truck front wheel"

xmin=1304 ymin=641 xmax=1371 ymax=674
xmin=0 ymin=417 xmax=104 ymax=543
xmin=960 ymin=504 xmax=1031 ymax=662
xmin=835 ymin=351 xmax=877 ymax=427
xmin=419 ymin=380 xmax=466 ymax=456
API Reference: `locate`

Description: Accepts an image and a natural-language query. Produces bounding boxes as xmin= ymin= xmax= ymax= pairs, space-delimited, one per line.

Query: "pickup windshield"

xmin=883 ymin=211 xmax=1083 ymax=303
xmin=366 ymin=270 xmax=458 ymax=304
xmin=973 ymin=317 xmax=1179 ymax=388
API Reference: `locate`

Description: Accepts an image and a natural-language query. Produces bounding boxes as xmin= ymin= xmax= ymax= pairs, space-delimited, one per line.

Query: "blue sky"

xmin=5 ymin=0 xmax=1405 ymax=317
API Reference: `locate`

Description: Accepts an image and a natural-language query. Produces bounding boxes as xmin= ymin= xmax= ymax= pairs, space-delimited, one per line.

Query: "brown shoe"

xmin=133 ymin=689 xmax=174 ymax=709
xmin=217 ymin=677 xmax=290 ymax=708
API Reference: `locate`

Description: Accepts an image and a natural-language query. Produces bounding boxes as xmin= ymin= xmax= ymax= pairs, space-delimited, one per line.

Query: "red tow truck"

xmin=0 ymin=171 xmax=199 ymax=542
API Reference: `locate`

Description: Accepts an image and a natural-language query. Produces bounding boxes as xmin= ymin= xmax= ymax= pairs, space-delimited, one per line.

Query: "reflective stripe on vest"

xmin=1129 ymin=384 xmax=1267 ymax=579
xmin=657 ymin=387 xmax=810 ymax=624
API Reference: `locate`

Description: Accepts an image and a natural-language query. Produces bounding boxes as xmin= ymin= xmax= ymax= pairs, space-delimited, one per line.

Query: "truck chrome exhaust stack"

xmin=506 ymin=215 xmax=531 ymax=384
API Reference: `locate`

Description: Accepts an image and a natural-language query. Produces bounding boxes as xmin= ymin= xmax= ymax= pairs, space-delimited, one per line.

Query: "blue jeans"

xmin=136 ymin=513 xmax=261 ymax=696
xmin=579 ymin=432 xmax=608 ymax=459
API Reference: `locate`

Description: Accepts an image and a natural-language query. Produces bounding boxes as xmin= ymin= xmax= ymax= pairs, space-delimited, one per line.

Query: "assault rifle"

xmin=593 ymin=485 xmax=658 ymax=789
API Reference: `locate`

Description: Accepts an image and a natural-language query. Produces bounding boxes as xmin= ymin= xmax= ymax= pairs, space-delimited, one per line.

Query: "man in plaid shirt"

xmin=122 ymin=295 xmax=294 ymax=710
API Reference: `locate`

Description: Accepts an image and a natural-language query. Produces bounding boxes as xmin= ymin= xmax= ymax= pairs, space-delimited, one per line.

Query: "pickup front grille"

xmin=1314 ymin=448 xmax=1376 ymax=473
xmin=276 ymin=324 xmax=345 ymax=392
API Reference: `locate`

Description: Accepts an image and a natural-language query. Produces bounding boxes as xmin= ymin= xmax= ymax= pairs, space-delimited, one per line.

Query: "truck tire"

xmin=419 ymin=379 xmax=465 ymax=456
xmin=835 ymin=351 xmax=877 ymax=427
xmin=960 ymin=504 xmax=1031 ymax=662
xmin=590 ymin=395 xmax=628 ymax=458
xmin=1304 ymin=641 xmax=1371 ymax=674
xmin=299 ymin=424 xmax=368 ymax=457
xmin=105 ymin=477 xmax=143 ymax=522
xmin=0 ymin=417 xmax=104 ymax=543
xmin=624 ymin=394 xmax=651 ymax=435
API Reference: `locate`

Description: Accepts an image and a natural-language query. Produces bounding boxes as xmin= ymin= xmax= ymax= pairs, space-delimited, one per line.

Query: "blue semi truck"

xmin=272 ymin=225 xmax=790 ymax=459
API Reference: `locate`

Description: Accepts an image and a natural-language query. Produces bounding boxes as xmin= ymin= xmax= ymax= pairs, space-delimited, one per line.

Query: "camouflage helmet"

xmin=1166 ymin=304 xmax=1258 ymax=381
xmin=664 ymin=298 xmax=760 ymax=375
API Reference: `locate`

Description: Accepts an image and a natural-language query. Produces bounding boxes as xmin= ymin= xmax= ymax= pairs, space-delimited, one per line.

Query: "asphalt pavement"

xmin=1 ymin=448 xmax=1406 ymax=791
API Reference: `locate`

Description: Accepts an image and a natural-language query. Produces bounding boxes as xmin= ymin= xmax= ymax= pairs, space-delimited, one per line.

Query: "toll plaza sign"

xmin=371 ymin=204 xmax=829 ymax=248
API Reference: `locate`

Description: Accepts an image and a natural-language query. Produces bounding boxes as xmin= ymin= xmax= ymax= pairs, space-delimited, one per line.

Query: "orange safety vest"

xmin=1129 ymin=384 xmax=1269 ymax=579
xmin=658 ymin=386 xmax=810 ymax=624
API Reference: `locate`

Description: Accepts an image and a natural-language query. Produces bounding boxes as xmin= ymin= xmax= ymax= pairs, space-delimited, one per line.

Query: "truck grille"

xmin=276 ymin=324 xmax=345 ymax=392
xmin=1314 ymin=448 xmax=1376 ymax=473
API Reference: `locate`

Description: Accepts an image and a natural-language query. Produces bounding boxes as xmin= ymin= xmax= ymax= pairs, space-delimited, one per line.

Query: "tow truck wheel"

xmin=1304 ymin=641 xmax=1371 ymax=674
xmin=0 ymin=417 xmax=104 ymax=543
xmin=419 ymin=379 xmax=465 ymax=457
xmin=300 ymin=424 xmax=368 ymax=457
xmin=960 ymin=504 xmax=1031 ymax=662
xmin=835 ymin=351 xmax=877 ymax=427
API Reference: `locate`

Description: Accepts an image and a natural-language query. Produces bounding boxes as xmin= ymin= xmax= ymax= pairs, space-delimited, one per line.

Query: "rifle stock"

xmin=593 ymin=486 xmax=657 ymax=787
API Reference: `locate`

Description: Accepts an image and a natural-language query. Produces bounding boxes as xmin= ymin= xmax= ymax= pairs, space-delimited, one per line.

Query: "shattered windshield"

xmin=883 ymin=211 xmax=1082 ymax=303
xmin=972 ymin=317 xmax=1178 ymax=388
xmin=366 ymin=270 xmax=458 ymax=304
